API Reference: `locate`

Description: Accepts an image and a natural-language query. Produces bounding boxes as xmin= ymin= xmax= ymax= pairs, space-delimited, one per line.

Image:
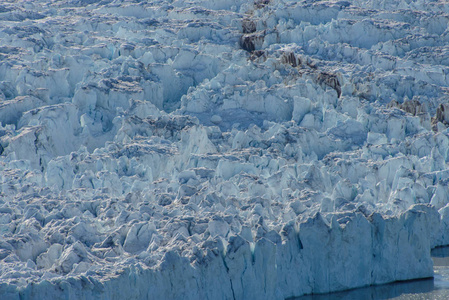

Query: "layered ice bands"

xmin=1 ymin=0 xmax=449 ymax=299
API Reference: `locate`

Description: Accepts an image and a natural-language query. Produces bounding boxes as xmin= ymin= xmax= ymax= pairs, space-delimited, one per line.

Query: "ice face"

xmin=1 ymin=0 xmax=449 ymax=299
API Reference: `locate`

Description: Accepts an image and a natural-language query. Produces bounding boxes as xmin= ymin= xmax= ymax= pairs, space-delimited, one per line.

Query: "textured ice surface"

xmin=1 ymin=0 xmax=449 ymax=299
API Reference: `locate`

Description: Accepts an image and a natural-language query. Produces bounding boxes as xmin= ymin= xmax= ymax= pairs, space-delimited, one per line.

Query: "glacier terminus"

xmin=1 ymin=0 xmax=449 ymax=299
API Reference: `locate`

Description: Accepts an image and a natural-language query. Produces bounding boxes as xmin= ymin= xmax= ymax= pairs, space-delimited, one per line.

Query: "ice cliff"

xmin=1 ymin=0 xmax=449 ymax=299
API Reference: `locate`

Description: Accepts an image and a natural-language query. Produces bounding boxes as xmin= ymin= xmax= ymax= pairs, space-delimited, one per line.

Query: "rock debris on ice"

xmin=1 ymin=0 xmax=449 ymax=299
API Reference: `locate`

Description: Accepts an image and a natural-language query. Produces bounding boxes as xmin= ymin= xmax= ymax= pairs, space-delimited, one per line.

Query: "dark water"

xmin=295 ymin=247 xmax=449 ymax=300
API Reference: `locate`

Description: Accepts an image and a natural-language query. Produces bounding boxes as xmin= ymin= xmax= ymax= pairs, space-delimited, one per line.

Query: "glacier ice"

xmin=1 ymin=0 xmax=449 ymax=299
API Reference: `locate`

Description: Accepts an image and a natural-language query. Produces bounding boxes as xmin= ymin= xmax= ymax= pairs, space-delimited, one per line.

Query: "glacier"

xmin=1 ymin=0 xmax=449 ymax=299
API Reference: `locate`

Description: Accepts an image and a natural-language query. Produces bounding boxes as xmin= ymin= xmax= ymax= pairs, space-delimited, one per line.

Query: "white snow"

xmin=1 ymin=0 xmax=449 ymax=299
